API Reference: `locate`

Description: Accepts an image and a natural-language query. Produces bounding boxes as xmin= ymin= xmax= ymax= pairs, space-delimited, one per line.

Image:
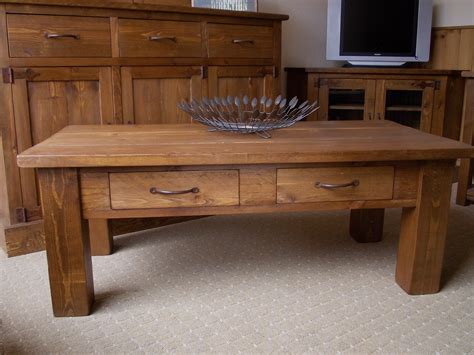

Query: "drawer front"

xmin=110 ymin=170 xmax=239 ymax=209
xmin=118 ymin=19 xmax=202 ymax=57
xmin=7 ymin=14 xmax=112 ymax=58
xmin=207 ymin=24 xmax=273 ymax=58
xmin=277 ymin=167 xmax=394 ymax=203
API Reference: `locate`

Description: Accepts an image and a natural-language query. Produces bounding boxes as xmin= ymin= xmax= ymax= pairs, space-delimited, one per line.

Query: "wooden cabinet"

xmin=287 ymin=68 xmax=465 ymax=139
xmin=208 ymin=66 xmax=274 ymax=98
xmin=374 ymin=79 xmax=435 ymax=133
xmin=316 ymin=78 xmax=376 ymax=122
xmin=121 ymin=66 xmax=203 ymax=124
xmin=117 ymin=19 xmax=202 ymax=58
xmin=0 ymin=1 xmax=287 ymax=257
xmin=207 ymin=24 xmax=274 ymax=59
xmin=7 ymin=14 xmax=112 ymax=58
xmin=10 ymin=67 xmax=114 ymax=223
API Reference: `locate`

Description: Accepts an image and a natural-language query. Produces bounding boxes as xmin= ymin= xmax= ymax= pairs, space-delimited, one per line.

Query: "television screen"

xmin=340 ymin=0 xmax=419 ymax=57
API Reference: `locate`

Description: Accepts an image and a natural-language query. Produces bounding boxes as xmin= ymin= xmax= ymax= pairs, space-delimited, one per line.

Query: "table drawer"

xmin=207 ymin=24 xmax=273 ymax=58
xmin=7 ymin=14 xmax=112 ymax=58
xmin=277 ymin=167 xmax=394 ymax=203
xmin=118 ymin=19 xmax=202 ymax=57
xmin=110 ymin=170 xmax=239 ymax=209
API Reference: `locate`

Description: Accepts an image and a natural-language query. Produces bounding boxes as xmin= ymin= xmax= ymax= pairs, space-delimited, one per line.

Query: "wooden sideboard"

xmin=0 ymin=0 xmax=288 ymax=257
xmin=286 ymin=68 xmax=465 ymax=141
xmin=456 ymin=71 xmax=474 ymax=206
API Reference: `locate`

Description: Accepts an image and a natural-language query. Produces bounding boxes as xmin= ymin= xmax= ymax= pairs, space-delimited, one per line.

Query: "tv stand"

xmin=285 ymin=67 xmax=465 ymax=140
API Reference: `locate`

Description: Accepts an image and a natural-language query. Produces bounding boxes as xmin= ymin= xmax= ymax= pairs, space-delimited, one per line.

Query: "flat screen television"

xmin=327 ymin=0 xmax=433 ymax=66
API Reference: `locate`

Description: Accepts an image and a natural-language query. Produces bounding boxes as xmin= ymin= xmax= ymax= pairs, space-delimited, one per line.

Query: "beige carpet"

xmin=1 ymin=189 xmax=473 ymax=354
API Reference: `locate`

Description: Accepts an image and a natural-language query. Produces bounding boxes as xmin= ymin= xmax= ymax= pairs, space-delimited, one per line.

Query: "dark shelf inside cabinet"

xmin=385 ymin=111 xmax=421 ymax=129
xmin=329 ymin=109 xmax=365 ymax=121
xmin=329 ymin=89 xmax=365 ymax=107
xmin=384 ymin=90 xmax=423 ymax=129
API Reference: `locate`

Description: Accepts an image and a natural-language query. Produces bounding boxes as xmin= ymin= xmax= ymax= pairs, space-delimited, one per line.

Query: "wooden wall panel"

xmin=428 ymin=26 xmax=474 ymax=71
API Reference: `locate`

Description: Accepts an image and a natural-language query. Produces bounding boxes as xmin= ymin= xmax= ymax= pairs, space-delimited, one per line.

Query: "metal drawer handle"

xmin=232 ymin=39 xmax=255 ymax=44
xmin=45 ymin=33 xmax=81 ymax=40
xmin=148 ymin=35 xmax=177 ymax=42
xmin=315 ymin=180 xmax=360 ymax=189
xmin=149 ymin=187 xmax=199 ymax=195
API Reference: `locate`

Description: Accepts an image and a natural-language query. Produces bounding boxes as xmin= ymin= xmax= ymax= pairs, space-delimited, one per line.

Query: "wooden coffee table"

xmin=17 ymin=121 xmax=474 ymax=317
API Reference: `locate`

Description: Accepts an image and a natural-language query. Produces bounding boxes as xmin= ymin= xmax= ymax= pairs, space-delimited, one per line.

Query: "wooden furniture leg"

xmin=350 ymin=209 xmax=385 ymax=243
xmin=396 ymin=161 xmax=454 ymax=295
xmin=89 ymin=219 xmax=113 ymax=256
xmin=38 ymin=168 xmax=94 ymax=317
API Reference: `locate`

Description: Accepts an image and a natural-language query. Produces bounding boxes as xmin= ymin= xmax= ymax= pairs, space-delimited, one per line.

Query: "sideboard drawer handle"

xmin=149 ymin=187 xmax=200 ymax=195
xmin=45 ymin=33 xmax=81 ymax=40
xmin=232 ymin=39 xmax=255 ymax=44
xmin=315 ymin=180 xmax=360 ymax=189
xmin=148 ymin=35 xmax=177 ymax=42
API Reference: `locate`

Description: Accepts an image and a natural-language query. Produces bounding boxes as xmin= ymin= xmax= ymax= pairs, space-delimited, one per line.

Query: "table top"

xmin=17 ymin=121 xmax=474 ymax=168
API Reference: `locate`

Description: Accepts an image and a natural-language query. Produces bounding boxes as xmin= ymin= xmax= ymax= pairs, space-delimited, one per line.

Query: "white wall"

xmin=433 ymin=0 xmax=474 ymax=27
xmin=259 ymin=0 xmax=333 ymax=68
xmin=259 ymin=0 xmax=474 ymax=70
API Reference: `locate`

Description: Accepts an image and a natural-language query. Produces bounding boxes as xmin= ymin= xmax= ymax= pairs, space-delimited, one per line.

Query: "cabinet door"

xmin=11 ymin=67 xmax=114 ymax=221
xmin=375 ymin=79 xmax=435 ymax=133
xmin=316 ymin=78 xmax=376 ymax=122
xmin=121 ymin=66 xmax=203 ymax=125
xmin=208 ymin=66 xmax=275 ymax=99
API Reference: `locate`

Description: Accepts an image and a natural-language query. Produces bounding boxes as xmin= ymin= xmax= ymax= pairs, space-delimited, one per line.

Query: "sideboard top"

xmin=1 ymin=0 xmax=289 ymax=20
xmin=17 ymin=121 xmax=474 ymax=168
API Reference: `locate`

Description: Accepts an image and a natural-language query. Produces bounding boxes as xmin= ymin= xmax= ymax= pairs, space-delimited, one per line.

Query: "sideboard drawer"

xmin=118 ymin=19 xmax=202 ymax=57
xmin=110 ymin=170 xmax=239 ymax=209
xmin=207 ymin=24 xmax=273 ymax=58
xmin=7 ymin=14 xmax=112 ymax=58
xmin=277 ymin=167 xmax=394 ymax=203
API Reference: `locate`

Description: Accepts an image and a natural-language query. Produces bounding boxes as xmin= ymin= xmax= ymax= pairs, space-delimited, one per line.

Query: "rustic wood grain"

xmin=350 ymin=209 xmax=385 ymax=243
xmin=286 ymin=68 xmax=463 ymax=140
xmin=276 ymin=166 xmax=394 ymax=204
xmin=208 ymin=66 xmax=274 ymax=99
xmin=110 ymin=170 xmax=240 ymax=209
xmin=239 ymin=167 xmax=276 ymax=206
xmin=1 ymin=0 xmax=286 ymax=257
xmin=11 ymin=77 xmax=38 ymax=213
xmin=0 ymin=67 xmax=23 ymax=229
xmin=38 ymin=168 xmax=93 ymax=316
xmin=17 ymin=122 xmax=474 ymax=168
xmin=456 ymin=73 xmax=474 ymax=206
xmin=118 ymin=18 xmax=202 ymax=58
xmin=121 ymin=66 xmax=201 ymax=124
xmin=7 ymin=14 xmax=112 ymax=57
xmin=0 ymin=0 xmax=289 ymax=21
xmin=207 ymin=23 xmax=273 ymax=59
xmin=428 ymin=27 xmax=474 ymax=71
xmin=88 ymin=219 xmax=113 ymax=256
xmin=3 ymin=219 xmax=45 ymax=257
xmin=396 ymin=160 xmax=455 ymax=295
xmin=8 ymin=66 xmax=115 ymax=230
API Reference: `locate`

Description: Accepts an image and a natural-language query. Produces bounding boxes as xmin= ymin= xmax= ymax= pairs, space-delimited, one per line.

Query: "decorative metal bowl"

xmin=177 ymin=95 xmax=319 ymax=138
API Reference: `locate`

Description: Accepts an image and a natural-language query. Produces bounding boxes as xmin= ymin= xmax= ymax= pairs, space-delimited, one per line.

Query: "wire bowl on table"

xmin=177 ymin=95 xmax=319 ymax=138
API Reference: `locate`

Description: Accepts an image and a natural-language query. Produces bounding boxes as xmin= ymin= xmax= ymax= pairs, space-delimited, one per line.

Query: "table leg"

xmin=395 ymin=161 xmax=454 ymax=295
xmin=350 ymin=209 xmax=385 ymax=243
xmin=38 ymin=168 xmax=94 ymax=317
xmin=89 ymin=219 xmax=114 ymax=256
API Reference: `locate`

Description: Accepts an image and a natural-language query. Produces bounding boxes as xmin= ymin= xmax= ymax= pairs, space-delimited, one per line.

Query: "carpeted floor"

xmin=1 ymin=189 xmax=473 ymax=354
